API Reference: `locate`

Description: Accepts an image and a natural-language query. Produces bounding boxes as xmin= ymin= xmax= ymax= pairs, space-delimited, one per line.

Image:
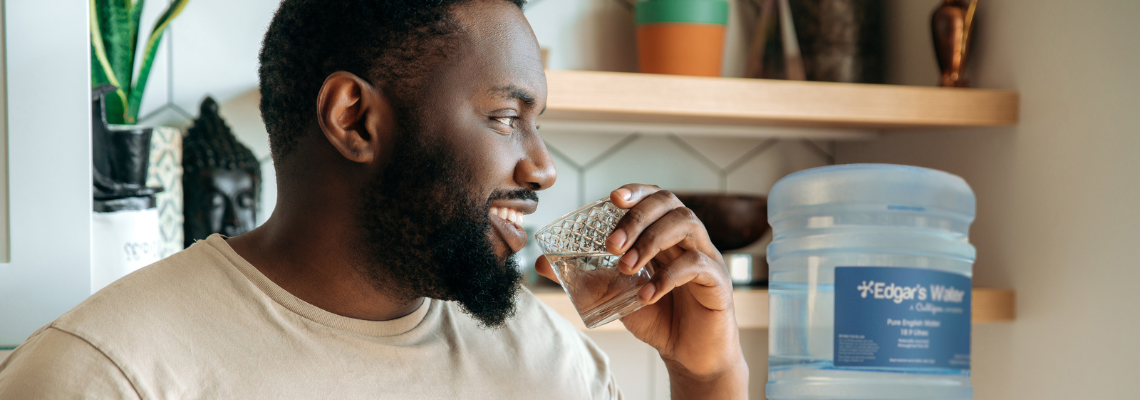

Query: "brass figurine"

xmin=931 ymin=0 xmax=977 ymax=87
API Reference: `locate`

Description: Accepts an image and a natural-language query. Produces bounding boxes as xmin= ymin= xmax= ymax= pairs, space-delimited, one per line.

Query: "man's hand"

xmin=535 ymin=184 xmax=748 ymax=399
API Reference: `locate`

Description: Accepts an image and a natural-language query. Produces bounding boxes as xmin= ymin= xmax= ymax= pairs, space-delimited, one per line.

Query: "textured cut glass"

xmin=535 ymin=198 xmax=653 ymax=328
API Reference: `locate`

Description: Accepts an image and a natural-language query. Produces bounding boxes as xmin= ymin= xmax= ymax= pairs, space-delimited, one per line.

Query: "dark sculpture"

xmin=931 ymin=0 xmax=977 ymax=87
xmin=183 ymin=97 xmax=261 ymax=246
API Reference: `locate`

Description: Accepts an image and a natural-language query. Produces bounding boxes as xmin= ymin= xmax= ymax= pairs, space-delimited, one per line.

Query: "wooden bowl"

xmin=674 ymin=193 xmax=769 ymax=252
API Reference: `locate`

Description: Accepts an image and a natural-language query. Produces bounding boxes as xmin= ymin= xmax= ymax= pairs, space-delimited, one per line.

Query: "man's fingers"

xmin=534 ymin=255 xmax=559 ymax=283
xmin=610 ymin=183 xmax=662 ymax=209
xmin=638 ymin=249 xmax=731 ymax=311
xmin=619 ymin=207 xmax=706 ymax=275
xmin=607 ymin=188 xmax=683 ymax=255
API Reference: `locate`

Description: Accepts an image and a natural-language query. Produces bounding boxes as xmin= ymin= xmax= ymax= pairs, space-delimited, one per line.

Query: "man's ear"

xmin=315 ymin=71 xmax=393 ymax=164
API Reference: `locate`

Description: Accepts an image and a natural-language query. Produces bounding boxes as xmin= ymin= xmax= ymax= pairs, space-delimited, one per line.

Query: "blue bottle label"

xmin=834 ymin=266 xmax=971 ymax=370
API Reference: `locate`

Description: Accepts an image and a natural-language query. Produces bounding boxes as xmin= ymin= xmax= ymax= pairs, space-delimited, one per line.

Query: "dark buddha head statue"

xmin=183 ymin=97 xmax=262 ymax=247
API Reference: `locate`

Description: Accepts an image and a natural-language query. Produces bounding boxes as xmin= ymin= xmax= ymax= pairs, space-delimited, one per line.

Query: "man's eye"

xmin=492 ymin=116 xmax=516 ymax=127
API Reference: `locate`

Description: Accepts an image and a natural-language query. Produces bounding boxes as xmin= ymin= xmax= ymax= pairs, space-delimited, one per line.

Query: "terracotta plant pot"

xmin=635 ymin=0 xmax=729 ymax=77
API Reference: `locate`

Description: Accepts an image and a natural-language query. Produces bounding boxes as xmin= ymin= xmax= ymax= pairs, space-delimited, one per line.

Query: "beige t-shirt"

xmin=0 ymin=235 xmax=620 ymax=399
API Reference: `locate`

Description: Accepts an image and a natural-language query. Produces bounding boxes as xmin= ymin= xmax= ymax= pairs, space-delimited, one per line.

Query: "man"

xmin=0 ymin=0 xmax=747 ymax=398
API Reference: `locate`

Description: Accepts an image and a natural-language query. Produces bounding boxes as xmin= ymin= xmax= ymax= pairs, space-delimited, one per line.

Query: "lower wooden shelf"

xmin=532 ymin=288 xmax=1015 ymax=332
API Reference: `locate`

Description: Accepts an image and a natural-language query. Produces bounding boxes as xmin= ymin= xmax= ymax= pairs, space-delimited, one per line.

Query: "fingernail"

xmin=607 ymin=229 xmax=626 ymax=249
xmin=616 ymin=188 xmax=632 ymax=201
xmin=639 ymin=283 xmax=656 ymax=302
xmin=620 ymin=248 xmax=638 ymax=269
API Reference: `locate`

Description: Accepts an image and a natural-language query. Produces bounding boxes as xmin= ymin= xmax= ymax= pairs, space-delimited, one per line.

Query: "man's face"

xmin=420 ymin=0 xmax=552 ymax=257
xmin=352 ymin=0 xmax=554 ymax=328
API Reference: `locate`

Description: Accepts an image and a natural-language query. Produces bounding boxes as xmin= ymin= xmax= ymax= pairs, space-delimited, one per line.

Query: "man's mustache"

xmin=488 ymin=188 xmax=538 ymax=203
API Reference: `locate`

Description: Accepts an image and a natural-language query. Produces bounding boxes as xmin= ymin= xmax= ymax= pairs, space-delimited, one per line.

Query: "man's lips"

xmin=488 ymin=199 xmax=536 ymax=253
xmin=489 ymin=212 xmax=526 ymax=253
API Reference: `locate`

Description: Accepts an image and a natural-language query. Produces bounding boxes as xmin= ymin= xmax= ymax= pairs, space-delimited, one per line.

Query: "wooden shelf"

xmin=541 ymin=70 xmax=1019 ymax=139
xmin=533 ymin=287 xmax=1015 ymax=332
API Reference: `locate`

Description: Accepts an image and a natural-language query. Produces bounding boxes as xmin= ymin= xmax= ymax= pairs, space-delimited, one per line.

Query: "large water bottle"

xmin=766 ymin=164 xmax=976 ymax=400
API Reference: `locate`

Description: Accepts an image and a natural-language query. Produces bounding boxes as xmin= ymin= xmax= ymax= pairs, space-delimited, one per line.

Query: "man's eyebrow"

xmin=490 ymin=85 xmax=536 ymax=106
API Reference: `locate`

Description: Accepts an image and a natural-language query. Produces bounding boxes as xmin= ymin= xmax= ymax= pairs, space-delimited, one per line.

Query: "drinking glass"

xmin=534 ymin=198 xmax=654 ymax=328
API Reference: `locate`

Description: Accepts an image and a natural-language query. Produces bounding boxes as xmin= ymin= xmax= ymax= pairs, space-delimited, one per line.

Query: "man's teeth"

xmin=489 ymin=207 xmax=524 ymax=227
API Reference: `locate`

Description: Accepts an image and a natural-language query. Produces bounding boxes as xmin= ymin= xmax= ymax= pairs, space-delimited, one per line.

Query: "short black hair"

xmin=258 ymin=0 xmax=525 ymax=163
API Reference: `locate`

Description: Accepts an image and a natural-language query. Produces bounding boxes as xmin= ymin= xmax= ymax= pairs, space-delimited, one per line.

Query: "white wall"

xmin=0 ymin=0 xmax=8 ymax=263
xmin=838 ymin=1 xmax=1140 ymax=399
xmin=0 ymin=0 xmax=10 ymax=348
xmin=0 ymin=0 xmax=94 ymax=345
xmin=0 ymin=0 xmax=6 ymax=343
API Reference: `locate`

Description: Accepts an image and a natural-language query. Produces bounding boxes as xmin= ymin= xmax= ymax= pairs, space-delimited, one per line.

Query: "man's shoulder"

xmin=51 ymin=239 xmax=252 ymax=353
xmin=2 ymin=239 xmax=260 ymax=398
xmin=0 ymin=326 xmax=142 ymax=398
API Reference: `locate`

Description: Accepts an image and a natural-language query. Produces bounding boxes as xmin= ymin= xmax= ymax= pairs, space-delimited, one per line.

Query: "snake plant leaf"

xmin=89 ymin=0 xmax=119 ymax=90
xmin=95 ymin=0 xmax=134 ymax=105
xmin=127 ymin=0 xmax=145 ymax=83
xmin=92 ymin=52 xmax=130 ymax=125
xmin=89 ymin=0 xmax=130 ymax=124
xmin=126 ymin=0 xmax=188 ymax=123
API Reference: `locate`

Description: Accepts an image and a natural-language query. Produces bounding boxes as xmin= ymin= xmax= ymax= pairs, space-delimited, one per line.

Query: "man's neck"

xmin=226 ymin=210 xmax=425 ymax=322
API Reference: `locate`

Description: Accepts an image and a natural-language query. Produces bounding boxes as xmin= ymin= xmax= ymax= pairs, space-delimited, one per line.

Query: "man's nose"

xmin=515 ymin=133 xmax=556 ymax=191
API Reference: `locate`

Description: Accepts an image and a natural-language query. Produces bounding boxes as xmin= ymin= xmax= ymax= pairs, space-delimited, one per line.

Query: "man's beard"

xmin=351 ymin=112 xmax=526 ymax=328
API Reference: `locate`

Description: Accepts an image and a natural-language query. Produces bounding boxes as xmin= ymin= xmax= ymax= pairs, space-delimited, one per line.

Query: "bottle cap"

xmin=768 ymin=164 xmax=976 ymax=222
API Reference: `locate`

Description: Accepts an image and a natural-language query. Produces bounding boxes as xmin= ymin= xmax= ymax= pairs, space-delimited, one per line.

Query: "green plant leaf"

xmin=127 ymin=0 xmax=189 ymax=123
xmin=96 ymin=0 xmax=134 ymax=103
xmin=127 ymin=0 xmax=145 ymax=86
xmin=90 ymin=0 xmax=119 ymax=88
xmin=90 ymin=0 xmax=130 ymax=124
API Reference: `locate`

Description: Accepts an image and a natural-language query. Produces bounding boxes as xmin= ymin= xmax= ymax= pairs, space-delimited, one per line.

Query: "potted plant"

xmin=89 ymin=0 xmax=190 ymax=275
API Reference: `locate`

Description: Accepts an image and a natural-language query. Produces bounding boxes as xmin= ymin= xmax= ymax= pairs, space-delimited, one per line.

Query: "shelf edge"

xmin=544 ymin=70 xmax=1020 ymax=130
